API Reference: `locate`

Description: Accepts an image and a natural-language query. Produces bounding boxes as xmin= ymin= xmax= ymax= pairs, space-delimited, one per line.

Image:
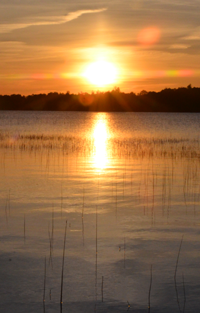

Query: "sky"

xmin=1 ymin=0 xmax=200 ymax=95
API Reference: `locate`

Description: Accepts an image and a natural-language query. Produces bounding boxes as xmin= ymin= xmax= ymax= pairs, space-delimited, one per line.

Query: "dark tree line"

xmin=0 ymin=85 xmax=200 ymax=112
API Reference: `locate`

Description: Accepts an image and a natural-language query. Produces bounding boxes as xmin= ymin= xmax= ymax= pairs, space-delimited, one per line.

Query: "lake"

xmin=0 ymin=111 xmax=200 ymax=313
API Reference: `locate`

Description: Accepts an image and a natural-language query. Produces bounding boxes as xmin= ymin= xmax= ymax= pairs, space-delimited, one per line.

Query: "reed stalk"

xmin=51 ymin=208 xmax=54 ymax=249
xmin=182 ymin=272 xmax=186 ymax=313
xmin=101 ymin=276 xmax=104 ymax=302
xmin=124 ymin=237 xmax=126 ymax=269
xmin=48 ymin=223 xmax=52 ymax=267
xmin=148 ymin=265 xmax=152 ymax=313
xmin=8 ymin=189 xmax=10 ymax=216
xmin=5 ymin=197 xmax=8 ymax=225
xmin=60 ymin=183 xmax=63 ymax=217
xmin=115 ymin=171 xmax=118 ymax=218
xmin=174 ymin=235 xmax=184 ymax=313
xmin=43 ymin=256 xmax=46 ymax=313
xmin=95 ymin=206 xmax=98 ymax=302
xmin=60 ymin=220 xmax=67 ymax=313
xmin=82 ymin=188 xmax=85 ymax=246
xmin=24 ymin=214 xmax=26 ymax=243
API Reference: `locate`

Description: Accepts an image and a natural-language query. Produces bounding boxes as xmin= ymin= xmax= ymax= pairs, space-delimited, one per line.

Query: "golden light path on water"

xmin=93 ymin=114 xmax=109 ymax=170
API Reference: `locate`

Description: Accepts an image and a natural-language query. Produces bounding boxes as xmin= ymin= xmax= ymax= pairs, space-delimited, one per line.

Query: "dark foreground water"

xmin=0 ymin=111 xmax=200 ymax=313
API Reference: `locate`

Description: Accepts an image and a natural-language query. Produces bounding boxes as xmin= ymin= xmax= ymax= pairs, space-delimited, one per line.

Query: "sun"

xmin=83 ymin=60 xmax=118 ymax=87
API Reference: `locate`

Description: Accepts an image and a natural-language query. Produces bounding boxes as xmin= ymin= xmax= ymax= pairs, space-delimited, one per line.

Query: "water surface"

xmin=0 ymin=111 xmax=200 ymax=313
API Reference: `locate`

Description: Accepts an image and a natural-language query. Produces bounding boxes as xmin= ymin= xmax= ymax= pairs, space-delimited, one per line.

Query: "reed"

xmin=48 ymin=223 xmax=53 ymax=267
xmin=24 ymin=214 xmax=26 ymax=243
xmin=182 ymin=272 xmax=186 ymax=313
xmin=148 ymin=265 xmax=152 ymax=313
xmin=167 ymin=171 xmax=171 ymax=220
xmin=8 ymin=189 xmax=10 ymax=216
xmin=123 ymin=172 xmax=125 ymax=199
xmin=4 ymin=189 xmax=11 ymax=225
xmin=43 ymin=256 xmax=46 ymax=313
xmin=131 ymin=172 xmax=133 ymax=194
xmin=82 ymin=188 xmax=85 ymax=246
xmin=115 ymin=171 xmax=118 ymax=218
xmin=5 ymin=196 xmax=8 ymax=225
xmin=151 ymin=170 xmax=155 ymax=226
xmin=60 ymin=220 xmax=67 ymax=313
xmin=101 ymin=276 xmax=104 ymax=302
xmin=124 ymin=237 xmax=126 ymax=269
xmin=48 ymin=208 xmax=55 ymax=267
xmin=60 ymin=183 xmax=63 ymax=217
xmin=51 ymin=208 xmax=54 ymax=249
xmin=174 ymin=235 xmax=184 ymax=313
xmin=95 ymin=206 xmax=98 ymax=303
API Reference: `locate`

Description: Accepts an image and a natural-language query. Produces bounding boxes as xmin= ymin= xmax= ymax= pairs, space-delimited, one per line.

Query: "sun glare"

xmin=84 ymin=60 xmax=117 ymax=87
xmin=93 ymin=117 xmax=108 ymax=170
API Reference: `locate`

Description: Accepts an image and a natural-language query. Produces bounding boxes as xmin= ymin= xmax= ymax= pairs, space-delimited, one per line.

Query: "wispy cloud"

xmin=0 ymin=8 xmax=107 ymax=34
xmin=181 ymin=28 xmax=200 ymax=40
xmin=169 ymin=44 xmax=190 ymax=49
xmin=182 ymin=35 xmax=200 ymax=40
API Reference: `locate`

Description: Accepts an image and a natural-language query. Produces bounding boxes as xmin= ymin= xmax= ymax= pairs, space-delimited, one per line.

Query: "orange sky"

xmin=1 ymin=0 xmax=200 ymax=95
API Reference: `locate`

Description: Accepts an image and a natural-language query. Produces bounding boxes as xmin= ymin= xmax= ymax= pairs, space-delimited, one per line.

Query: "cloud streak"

xmin=0 ymin=8 xmax=107 ymax=34
xmin=181 ymin=27 xmax=200 ymax=40
xmin=169 ymin=44 xmax=190 ymax=49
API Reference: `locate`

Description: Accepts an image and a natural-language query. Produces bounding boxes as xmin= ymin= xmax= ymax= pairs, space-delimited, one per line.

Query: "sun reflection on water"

xmin=93 ymin=115 xmax=109 ymax=170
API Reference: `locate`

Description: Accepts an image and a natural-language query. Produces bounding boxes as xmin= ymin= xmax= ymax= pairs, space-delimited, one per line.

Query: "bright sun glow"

xmin=93 ymin=117 xmax=108 ymax=169
xmin=84 ymin=60 xmax=117 ymax=87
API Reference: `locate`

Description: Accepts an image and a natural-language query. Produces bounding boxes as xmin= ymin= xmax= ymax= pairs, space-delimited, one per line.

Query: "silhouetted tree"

xmin=1 ymin=86 xmax=200 ymax=112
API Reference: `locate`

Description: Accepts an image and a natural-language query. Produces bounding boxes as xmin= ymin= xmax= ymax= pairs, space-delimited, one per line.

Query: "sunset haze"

xmin=1 ymin=0 xmax=200 ymax=95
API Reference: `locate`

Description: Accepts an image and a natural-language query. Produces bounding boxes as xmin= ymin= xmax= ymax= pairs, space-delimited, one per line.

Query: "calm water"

xmin=1 ymin=111 xmax=200 ymax=313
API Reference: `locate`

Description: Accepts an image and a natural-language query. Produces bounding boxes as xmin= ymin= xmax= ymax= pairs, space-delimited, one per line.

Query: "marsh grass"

xmin=1 ymin=131 xmax=200 ymax=160
xmin=2 ymin=131 xmax=200 ymax=222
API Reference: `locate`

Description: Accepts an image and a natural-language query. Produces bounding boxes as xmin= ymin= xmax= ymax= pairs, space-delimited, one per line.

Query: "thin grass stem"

xmin=148 ymin=265 xmax=152 ymax=313
xmin=60 ymin=220 xmax=67 ymax=313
